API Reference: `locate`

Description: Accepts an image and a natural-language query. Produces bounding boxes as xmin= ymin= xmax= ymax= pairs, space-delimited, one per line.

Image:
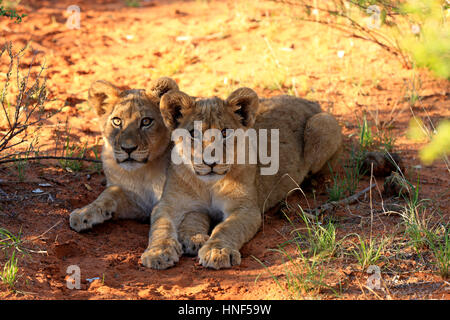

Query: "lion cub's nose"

xmin=203 ymin=160 xmax=217 ymax=169
xmin=121 ymin=145 xmax=137 ymax=155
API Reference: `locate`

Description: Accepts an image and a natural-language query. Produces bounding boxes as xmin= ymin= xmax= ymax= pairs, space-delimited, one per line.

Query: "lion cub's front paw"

xmin=69 ymin=202 xmax=114 ymax=232
xmin=179 ymin=233 xmax=209 ymax=256
xmin=141 ymin=239 xmax=182 ymax=269
xmin=198 ymin=243 xmax=241 ymax=270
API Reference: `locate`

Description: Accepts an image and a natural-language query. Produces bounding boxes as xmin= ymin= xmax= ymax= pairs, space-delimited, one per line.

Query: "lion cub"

xmin=141 ymin=88 xmax=342 ymax=270
xmin=70 ymin=77 xmax=200 ymax=234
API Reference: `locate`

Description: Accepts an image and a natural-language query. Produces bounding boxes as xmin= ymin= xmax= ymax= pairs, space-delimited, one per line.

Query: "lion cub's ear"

xmin=88 ymin=80 xmax=120 ymax=116
xmin=226 ymin=87 xmax=259 ymax=128
xmin=160 ymin=90 xmax=194 ymax=130
xmin=149 ymin=77 xmax=179 ymax=99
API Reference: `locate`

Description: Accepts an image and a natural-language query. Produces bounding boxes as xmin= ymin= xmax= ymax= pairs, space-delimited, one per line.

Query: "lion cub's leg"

xmin=198 ymin=206 xmax=261 ymax=270
xmin=178 ymin=212 xmax=211 ymax=256
xmin=303 ymin=112 xmax=342 ymax=175
xmin=69 ymin=185 xmax=143 ymax=232
xmin=141 ymin=202 xmax=184 ymax=269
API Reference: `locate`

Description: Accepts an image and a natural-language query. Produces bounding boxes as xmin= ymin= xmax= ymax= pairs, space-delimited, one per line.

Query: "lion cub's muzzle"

xmin=114 ymin=144 xmax=149 ymax=165
xmin=193 ymin=161 xmax=230 ymax=177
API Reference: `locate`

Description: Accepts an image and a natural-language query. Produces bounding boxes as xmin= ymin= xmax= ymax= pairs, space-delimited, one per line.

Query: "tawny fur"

xmin=69 ymin=77 xmax=202 ymax=237
xmin=141 ymin=88 xmax=342 ymax=270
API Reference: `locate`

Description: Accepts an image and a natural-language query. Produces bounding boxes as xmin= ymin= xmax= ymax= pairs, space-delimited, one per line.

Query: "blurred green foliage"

xmin=407 ymin=118 xmax=450 ymax=165
xmin=352 ymin=0 xmax=449 ymax=79
xmin=400 ymin=0 xmax=450 ymax=79
xmin=0 ymin=0 xmax=26 ymax=23
xmin=419 ymin=120 xmax=450 ymax=165
xmin=295 ymin=0 xmax=449 ymax=78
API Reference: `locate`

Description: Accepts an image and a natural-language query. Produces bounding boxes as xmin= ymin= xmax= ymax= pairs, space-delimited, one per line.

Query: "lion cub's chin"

xmin=118 ymin=160 xmax=146 ymax=171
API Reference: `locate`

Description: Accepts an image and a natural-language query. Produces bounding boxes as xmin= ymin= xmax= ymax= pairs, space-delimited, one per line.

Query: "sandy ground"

xmin=0 ymin=0 xmax=449 ymax=299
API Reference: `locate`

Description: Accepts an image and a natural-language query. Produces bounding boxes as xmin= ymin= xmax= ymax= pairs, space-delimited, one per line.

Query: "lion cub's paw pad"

xmin=198 ymin=246 xmax=241 ymax=269
xmin=69 ymin=205 xmax=113 ymax=232
xmin=180 ymin=233 xmax=209 ymax=256
xmin=141 ymin=240 xmax=182 ymax=269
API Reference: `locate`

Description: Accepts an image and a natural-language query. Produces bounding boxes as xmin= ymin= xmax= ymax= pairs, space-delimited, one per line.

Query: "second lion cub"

xmin=141 ymin=88 xmax=342 ymax=270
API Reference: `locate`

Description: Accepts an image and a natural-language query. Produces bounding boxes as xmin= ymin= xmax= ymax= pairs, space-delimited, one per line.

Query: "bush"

xmin=0 ymin=42 xmax=50 ymax=162
xmin=0 ymin=0 xmax=26 ymax=23
xmin=400 ymin=0 xmax=450 ymax=79
xmin=278 ymin=0 xmax=449 ymax=79
xmin=419 ymin=120 xmax=450 ymax=165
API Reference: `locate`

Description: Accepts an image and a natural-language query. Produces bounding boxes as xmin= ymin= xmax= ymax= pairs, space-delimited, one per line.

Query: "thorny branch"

xmin=0 ymin=42 xmax=53 ymax=159
xmin=269 ymin=0 xmax=411 ymax=68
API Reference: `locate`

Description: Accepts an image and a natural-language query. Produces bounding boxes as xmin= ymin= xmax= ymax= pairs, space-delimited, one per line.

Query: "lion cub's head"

xmin=89 ymin=77 xmax=178 ymax=171
xmin=160 ymin=87 xmax=259 ymax=182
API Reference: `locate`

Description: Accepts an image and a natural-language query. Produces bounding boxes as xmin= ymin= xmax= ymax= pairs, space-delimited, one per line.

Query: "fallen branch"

xmin=0 ymin=156 xmax=101 ymax=165
xmin=26 ymin=220 xmax=62 ymax=243
xmin=308 ymin=184 xmax=377 ymax=216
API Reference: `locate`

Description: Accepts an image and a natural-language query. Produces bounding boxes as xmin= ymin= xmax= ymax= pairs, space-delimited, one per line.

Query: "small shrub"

xmin=282 ymin=0 xmax=449 ymax=77
xmin=350 ymin=235 xmax=387 ymax=270
xmin=0 ymin=42 xmax=53 ymax=164
xmin=400 ymin=0 xmax=450 ymax=79
xmin=0 ymin=0 xmax=26 ymax=23
xmin=296 ymin=208 xmax=338 ymax=258
xmin=419 ymin=120 xmax=450 ymax=165
xmin=327 ymin=147 xmax=365 ymax=201
xmin=327 ymin=172 xmax=345 ymax=202
xmin=58 ymin=133 xmax=87 ymax=172
xmin=428 ymin=227 xmax=449 ymax=279
xmin=124 ymin=0 xmax=140 ymax=7
xmin=1 ymin=250 xmax=18 ymax=289
xmin=0 ymin=227 xmax=25 ymax=291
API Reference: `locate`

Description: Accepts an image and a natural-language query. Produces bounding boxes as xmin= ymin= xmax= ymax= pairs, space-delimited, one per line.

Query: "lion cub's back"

xmin=257 ymin=95 xmax=321 ymax=121
xmin=255 ymin=95 xmax=322 ymax=152
xmin=254 ymin=95 xmax=322 ymax=210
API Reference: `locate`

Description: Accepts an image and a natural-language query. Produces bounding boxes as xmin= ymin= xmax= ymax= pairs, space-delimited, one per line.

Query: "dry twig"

xmin=0 ymin=156 xmax=101 ymax=165
xmin=0 ymin=42 xmax=53 ymax=158
xmin=307 ymin=184 xmax=377 ymax=216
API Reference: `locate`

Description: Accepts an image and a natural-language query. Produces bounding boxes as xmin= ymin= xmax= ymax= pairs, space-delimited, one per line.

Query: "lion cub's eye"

xmin=141 ymin=117 xmax=153 ymax=128
xmin=221 ymin=129 xmax=232 ymax=139
xmin=111 ymin=117 xmax=122 ymax=127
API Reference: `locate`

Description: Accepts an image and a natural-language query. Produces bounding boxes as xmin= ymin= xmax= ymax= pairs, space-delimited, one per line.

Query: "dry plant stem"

xmin=363 ymin=282 xmax=384 ymax=300
xmin=0 ymin=156 xmax=101 ymax=165
xmin=370 ymin=163 xmax=374 ymax=239
xmin=0 ymin=42 xmax=49 ymax=154
xmin=26 ymin=220 xmax=62 ymax=243
xmin=270 ymin=0 xmax=411 ymax=68
xmin=309 ymin=184 xmax=377 ymax=216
